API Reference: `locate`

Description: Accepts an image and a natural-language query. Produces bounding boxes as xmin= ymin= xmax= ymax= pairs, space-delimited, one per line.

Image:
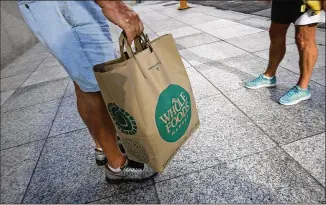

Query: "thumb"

xmin=127 ymin=36 xmax=133 ymax=45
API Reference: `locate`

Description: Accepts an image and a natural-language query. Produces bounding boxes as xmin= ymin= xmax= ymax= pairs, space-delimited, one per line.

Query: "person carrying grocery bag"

xmin=94 ymin=32 xmax=200 ymax=183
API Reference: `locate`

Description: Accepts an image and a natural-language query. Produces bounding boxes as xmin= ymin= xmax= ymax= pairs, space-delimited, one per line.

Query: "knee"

xmin=269 ymin=29 xmax=286 ymax=44
xmin=295 ymin=29 xmax=316 ymax=51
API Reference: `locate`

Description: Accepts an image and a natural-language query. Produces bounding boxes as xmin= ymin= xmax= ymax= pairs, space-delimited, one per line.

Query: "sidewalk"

xmin=1 ymin=1 xmax=325 ymax=204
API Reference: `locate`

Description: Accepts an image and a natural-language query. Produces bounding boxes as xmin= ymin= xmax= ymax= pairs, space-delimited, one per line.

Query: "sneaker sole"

xmin=245 ymin=84 xmax=276 ymax=90
xmin=279 ymin=94 xmax=311 ymax=106
xmin=106 ymin=172 xmax=158 ymax=185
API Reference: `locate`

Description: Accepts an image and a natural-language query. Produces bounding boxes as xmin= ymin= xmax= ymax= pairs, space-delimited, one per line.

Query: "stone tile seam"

xmin=281 ymin=131 xmax=326 ymax=147
xmin=192 ymin=65 xmax=326 ymax=190
xmin=152 ymin=8 xmax=326 ymax=189
xmin=153 ymin=146 xmax=277 ymax=185
xmin=0 ymin=58 xmax=46 ymax=106
xmin=0 ymin=55 xmax=47 ymax=80
xmin=0 ymin=126 xmax=88 ymax=152
xmin=1 ymin=94 xmax=63 ymax=114
xmin=0 ymin=77 xmax=70 ymax=113
xmin=85 ymin=182 xmax=158 ymax=204
xmin=20 ymin=80 xmax=70 ymax=204
xmin=139 ymin=9 xmax=325 ymax=87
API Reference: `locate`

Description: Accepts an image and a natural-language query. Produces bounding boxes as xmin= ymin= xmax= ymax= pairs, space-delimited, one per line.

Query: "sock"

xmin=297 ymin=85 xmax=307 ymax=91
xmin=107 ymin=158 xmax=128 ymax=173
xmin=263 ymin=74 xmax=274 ymax=79
xmin=96 ymin=147 xmax=103 ymax=151
xmin=107 ymin=164 xmax=122 ymax=173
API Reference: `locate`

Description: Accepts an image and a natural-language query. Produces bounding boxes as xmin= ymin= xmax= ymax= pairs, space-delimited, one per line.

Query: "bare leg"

xmin=295 ymin=24 xmax=318 ymax=89
xmin=264 ymin=22 xmax=290 ymax=77
xmin=74 ymin=82 xmax=125 ymax=168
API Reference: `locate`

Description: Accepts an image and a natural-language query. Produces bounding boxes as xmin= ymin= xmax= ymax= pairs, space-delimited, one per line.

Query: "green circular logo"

xmin=107 ymin=103 xmax=137 ymax=135
xmin=155 ymin=84 xmax=192 ymax=142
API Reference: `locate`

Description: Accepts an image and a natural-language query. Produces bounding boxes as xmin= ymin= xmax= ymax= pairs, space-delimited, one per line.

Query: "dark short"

xmin=271 ymin=0 xmax=305 ymax=24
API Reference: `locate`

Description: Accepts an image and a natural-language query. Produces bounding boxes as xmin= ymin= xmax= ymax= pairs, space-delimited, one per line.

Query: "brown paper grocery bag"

xmin=93 ymin=32 xmax=200 ymax=172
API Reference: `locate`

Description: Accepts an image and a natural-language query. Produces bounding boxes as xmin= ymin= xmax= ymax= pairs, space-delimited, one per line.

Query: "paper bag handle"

xmin=118 ymin=32 xmax=149 ymax=78
xmin=119 ymin=32 xmax=151 ymax=58
xmin=119 ymin=32 xmax=135 ymax=59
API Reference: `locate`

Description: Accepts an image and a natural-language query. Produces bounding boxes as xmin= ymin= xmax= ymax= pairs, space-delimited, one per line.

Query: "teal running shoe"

xmin=279 ymin=85 xmax=311 ymax=105
xmin=245 ymin=74 xmax=276 ymax=89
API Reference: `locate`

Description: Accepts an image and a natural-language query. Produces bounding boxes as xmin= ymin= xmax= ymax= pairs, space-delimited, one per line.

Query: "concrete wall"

xmin=1 ymin=1 xmax=38 ymax=69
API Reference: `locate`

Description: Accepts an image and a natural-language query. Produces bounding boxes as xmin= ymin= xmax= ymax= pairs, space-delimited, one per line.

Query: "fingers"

xmin=139 ymin=20 xmax=144 ymax=34
xmin=125 ymin=13 xmax=143 ymax=45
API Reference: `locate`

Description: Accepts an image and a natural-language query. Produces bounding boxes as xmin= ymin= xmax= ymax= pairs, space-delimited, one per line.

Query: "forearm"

xmin=94 ymin=0 xmax=134 ymax=26
xmin=94 ymin=0 xmax=143 ymax=45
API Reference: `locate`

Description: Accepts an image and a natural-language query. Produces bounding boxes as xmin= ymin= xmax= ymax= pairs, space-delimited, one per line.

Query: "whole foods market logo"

xmin=155 ymin=85 xmax=191 ymax=142
xmin=107 ymin=103 xmax=137 ymax=135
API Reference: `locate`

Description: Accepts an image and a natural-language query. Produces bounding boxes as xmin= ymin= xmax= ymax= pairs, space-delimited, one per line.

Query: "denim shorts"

xmin=18 ymin=1 xmax=116 ymax=92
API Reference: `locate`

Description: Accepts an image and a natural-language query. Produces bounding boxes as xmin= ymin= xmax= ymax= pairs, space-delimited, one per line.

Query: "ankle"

xmin=297 ymin=84 xmax=308 ymax=90
xmin=108 ymin=155 xmax=126 ymax=169
xmin=264 ymin=72 xmax=275 ymax=78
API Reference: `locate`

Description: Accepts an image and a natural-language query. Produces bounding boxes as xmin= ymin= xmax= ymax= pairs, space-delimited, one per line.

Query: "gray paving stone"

xmin=286 ymin=25 xmax=296 ymax=38
xmin=175 ymin=32 xmax=220 ymax=50
xmin=206 ymin=24 xmax=264 ymax=40
xmin=181 ymin=57 xmax=191 ymax=68
xmin=311 ymin=66 xmax=325 ymax=86
xmin=147 ymin=32 xmax=158 ymax=41
xmin=132 ymin=5 xmax=154 ymax=13
xmin=195 ymin=54 xmax=268 ymax=93
xmin=156 ymin=147 xmax=325 ymax=203
xmin=252 ymin=8 xmax=271 ymax=18
xmin=21 ymin=43 xmax=48 ymax=57
xmin=185 ymin=67 xmax=220 ymax=100
xmin=316 ymin=29 xmax=326 ymax=46
xmin=21 ymin=65 xmax=68 ymax=87
xmin=283 ymin=133 xmax=325 ymax=186
xmin=255 ymin=44 xmax=326 ymax=74
xmin=0 ymin=90 xmax=15 ymax=106
xmin=36 ymin=56 xmax=61 ymax=71
xmin=1 ymin=58 xmax=43 ymax=79
xmin=10 ymin=52 xmax=49 ymax=66
xmin=22 ymin=129 xmax=152 ymax=204
xmin=224 ymin=69 xmax=325 ymax=145
xmin=179 ymin=41 xmax=247 ymax=66
xmin=145 ymin=18 xmax=187 ymax=33
xmin=64 ymin=80 xmax=75 ymax=98
xmin=157 ymin=26 xmax=201 ymax=39
xmin=190 ymin=5 xmax=218 ymax=13
xmin=109 ymin=24 xmax=119 ymax=43
xmin=177 ymin=12 xmax=219 ymax=25
xmin=238 ymin=16 xmax=271 ymax=30
xmin=0 ymin=140 xmax=44 ymax=204
xmin=148 ymin=2 xmax=179 ymax=11
xmin=49 ymin=96 xmax=86 ymax=137
xmin=193 ymin=19 xmax=240 ymax=33
xmin=140 ymin=11 xmax=170 ymax=24
xmin=201 ymin=9 xmax=255 ymax=21
xmin=160 ymin=7 xmax=197 ymax=18
xmin=156 ymin=95 xmax=276 ymax=181
xmin=1 ymin=77 xmax=69 ymax=112
xmin=90 ymin=186 xmax=159 ymax=204
xmin=1 ymin=100 xmax=60 ymax=149
xmin=0 ymin=73 xmax=30 ymax=92
xmin=148 ymin=2 xmax=177 ymax=11
xmin=226 ymin=32 xmax=295 ymax=53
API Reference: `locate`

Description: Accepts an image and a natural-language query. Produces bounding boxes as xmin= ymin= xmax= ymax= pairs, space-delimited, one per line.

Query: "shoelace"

xmin=253 ymin=75 xmax=265 ymax=83
xmin=287 ymin=87 xmax=300 ymax=97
